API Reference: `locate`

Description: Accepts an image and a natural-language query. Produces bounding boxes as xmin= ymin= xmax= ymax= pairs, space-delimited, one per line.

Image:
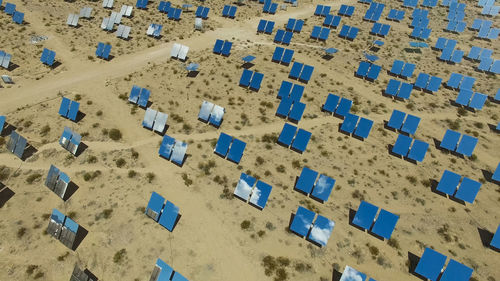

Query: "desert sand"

xmin=0 ymin=0 xmax=499 ymax=280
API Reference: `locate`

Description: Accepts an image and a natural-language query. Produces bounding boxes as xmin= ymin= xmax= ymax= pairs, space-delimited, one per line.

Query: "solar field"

xmin=0 ymin=0 xmax=499 ymax=280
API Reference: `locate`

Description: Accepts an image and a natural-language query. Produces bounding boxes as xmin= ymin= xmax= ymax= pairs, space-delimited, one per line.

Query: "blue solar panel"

xmin=451 ymin=50 xmax=464 ymax=63
xmin=397 ymin=82 xmax=413 ymax=99
xmin=341 ymin=114 xmax=359 ymax=134
xmin=387 ymin=110 xmax=406 ymax=130
xmin=323 ymin=94 xmax=340 ymax=113
xmin=390 ymin=60 xmax=404 ymax=75
xmin=290 ymin=206 xmax=315 ymax=237
xmin=371 ymin=209 xmax=399 ymax=239
xmin=291 ymin=129 xmax=311 ymax=153
xmin=336 ymin=98 xmax=352 ymax=117
xmin=278 ymin=123 xmax=296 ymax=146
xmin=234 ymin=173 xmax=256 ymax=200
xmin=314 ymin=4 xmax=323 ymax=16
xmin=257 ymin=19 xmax=266 ymax=32
xmin=214 ymin=133 xmax=232 ymax=157
xmin=447 ymin=73 xmax=462 ymax=89
xmin=427 ymin=76 xmax=442 ymax=92
xmin=318 ymin=27 xmax=330 ymax=40
xmin=146 ymin=192 xmax=165 ymax=221
xmin=308 ymin=215 xmax=334 ymax=246
xmin=286 ymin=18 xmax=296 ymax=31
xmin=294 ymin=20 xmax=304 ymax=32
xmin=347 ymin=27 xmax=359 ymax=39
xmin=276 ymin=98 xmax=292 ymax=118
xmin=250 ymin=72 xmax=264 ymax=90
xmin=455 ymin=177 xmax=481 ymax=203
xmin=493 ymin=163 xmax=500 ymax=182
xmin=277 ymin=81 xmax=293 ymax=99
xmin=440 ymin=259 xmax=474 ymax=281
xmin=491 ymin=224 xmax=500 ymax=249
xmin=339 ymin=25 xmax=350 ymax=37
xmin=352 ymin=201 xmax=378 ymax=230
xmin=311 ymin=174 xmax=335 ymax=202
xmin=354 ymin=118 xmax=373 ymax=139
xmin=296 ymin=166 xmax=318 ymax=194
xmin=392 ymin=134 xmax=412 ymax=156
xmin=311 ymin=26 xmax=321 ymax=39
xmin=4 ymin=3 xmax=15 ymax=15
xmin=401 ymin=114 xmax=420 ymax=135
xmin=63 ymin=216 xmax=79 ymax=233
xmin=155 ymin=259 xmax=174 ymax=281
xmin=434 ymin=37 xmax=447 ymax=50
xmin=239 ymin=69 xmax=253 ymax=87
xmin=281 ymin=49 xmax=294 ymax=65
xmin=221 ymin=41 xmax=232 ymax=56
xmin=289 ymin=62 xmax=303 ymax=79
xmin=227 ymin=138 xmax=246 ymax=163
xmin=249 ymin=181 xmax=272 ymax=209
xmin=51 ymin=208 xmax=66 ymax=225
xmin=385 ymin=79 xmax=400 ymax=96
xmin=367 ymin=64 xmax=381 ymax=80
xmin=0 ymin=116 xmax=5 ymax=135
xmin=213 ymin=39 xmax=224 ymax=54
xmin=12 ymin=11 xmax=24 ymax=24
xmin=440 ymin=129 xmax=461 ymax=151
xmin=371 ymin=22 xmax=382 ymax=34
xmin=290 ymin=84 xmax=304 ymax=102
xmin=401 ymin=63 xmax=415 ymax=78
xmin=415 ymin=248 xmax=447 ymax=281
xmin=171 ymin=272 xmax=188 ymax=281
xmin=58 ymin=97 xmax=71 ymax=117
xmin=437 ymin=170 xmax=461 ymax=195
xmin=129 ymin=85 xmax=141 ymax=103
xmin=68 ymin=101 xmax=80 ymax=121
xmin=456 ymin=134 xmax=477 ymax=157
xmin=299 ymin=65 xmax=314 ymax=82
xmin=469 ymin=93 xmax=487 ymax=110
xmin=159 ymin=135 xmax=176 ymax=159
xmin=158 ymin=201 xmax=179 ymax=231
xmin=289 ymin=102 xmax=306 ymax=122
xmin=356 ymin=61 xmax=370 ymax=77
xmin=408 ymin=139 xmax=428 ymax=162
xmin=138 ymin=88 xmax=150 ymax=107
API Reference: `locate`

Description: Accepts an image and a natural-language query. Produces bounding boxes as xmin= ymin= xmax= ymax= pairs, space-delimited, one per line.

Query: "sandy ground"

xmin=1 ymin=0 xmax=499 ymax=280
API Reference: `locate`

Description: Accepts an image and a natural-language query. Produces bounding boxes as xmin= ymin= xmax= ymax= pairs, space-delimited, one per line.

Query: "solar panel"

xmin=352 ymin=201 xmax=379 ymax=230
xmin=322 ymin=94 xmax=340 ymax=113
xmin=318 ymin=27 xmax=330 ymax=40
xmin=440 ymin=259 xmax=474 ymax=281
xmin=4 ymin=2 xmax=15 ymax=14
xmin=341 ymin=114 xmax=359 ymax=134
xmin=6 ymin=131 xmax=19 ymax=153
xmin=290 ymin=84 xmax=304 ymax=101
xmin=0 ymin=51 xmax=11 ymax=69
xmin=469 ymin=92 xmax=487 ymax=110
xmin=308 ymin=215 xmax=335 ymax=246
xmin=171 ymin=141 xmax=187 ymax=166
xmin=102 ymin=0 xmax=114 ymax=8
xmin=239 ymin=69 xmax=252 ymax=87
xmin=142 ymin=108 xmax=157 ymax=129
xmin=447 ymin=73 xmax=463 ymax=89
xmin=158 ymin=201 xmax=179 ymax=231
xmin=385 ymin=79 xmax=401 ymax=96
xmin=13 ymin=135 xmax=27 ymax=159
xmin=159 ymin=135 xmax=176 ymax=160
xmin=456 ymin=134 xmax=477 ymax=157
xmin=437 ymin=170 xmax=462 ymax=195
xmin=392 ymin=134 xmax=412 ymax=156
xmin=387 ymin=110 xmax=406 ymax=130
xmin=310 ymin=174 xmax=335 ymax=202
xmin=234 ymin=173 xmax=257 ymax=200
xmin=146 ymin=192 xmax=165 ymax=221
xmin=340 ymin=266 xmax=367 ymax=281
xmin=401 ymin=114 xmax=420 ymax=135
xmin=390 ymin=60 xmax=404 ymax=75
xmin=290 ymin=206 xmax=315 ymax=237
xmin=281 ymin=49 xmax=294 ymax=65
xmin=323 ymin=14 xmax=341 ymax=28
xmin=288 ymin=102 xmax=306 ymax=122
xmin=214 ymin=133 xmax=232 ymax=157
xmin=366 ymin=64 xmax=381 ymax=80
xmin=310 ymin=26 xmax=321 ymax=39
xmin=371 ymin=209 xmax=399 ymax=239
xmin=227 ymin=138 xmax=246 ymax=163
xmin=137 ymin=88 xmax=150 ymax=108
xmin=208 ymin=105 xmax=224 ymax=127
xmin=59 ymin=219 xmax=78 ymax=250
xmin=47 ymin=209 xmax=65 ymax=238
xmin=336 ymin=98 xmax=353 ymax=117
xmin=291 ymin=129 xmax=311 ymax=153
xmin=278 ymin=123 xmax=296 ymax=147
xmin=151 ymin=259 xmax=174 ymax=281
xmin=249 ymin=181 xmax=272 ymax=209
xmin=440 ymin=129 xmax=461 ymax=151
xmin=415 ymin=248 xmax=448 ymax=281
xmin=407 ymin=139 xmax=428 ymax=162
xmin=289 ymin=62 xmax=303 ymax=79
xmin=67 ymin=100 xmax=80 ymax=121
xmin=427 ymin=76 xmax=442 ymax=92
xmin=491 ymin=224 xmax=500 ymax=249
xmin=299 ymin=65 xmax=314 ymax=82
xmin=401 ymin=63 xmax=415 ymax=78
xmin=13 ymin=11 xmax=24 ymax=24
xmin=454 ymin=177 xmax=481 ymax=203
xmin=58 ymin=97 xmax=71 ymax=117
xmin=356 ymin=61 xmax=370 ymax=77
xmin=354 ymin=118 xmax=373 ymax=139
xmin=0 ymin=116 xmax=5 ymax=135
xmin=397 ymin=82 xmax=413 ymax=99
xmin=249 ymin=72 xmax=264 ymax=90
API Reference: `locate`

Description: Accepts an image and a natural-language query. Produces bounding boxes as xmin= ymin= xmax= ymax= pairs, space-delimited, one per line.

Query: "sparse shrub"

xmin=26 ymin=173 xmax=42 ymax=184
xmin=116 ymin=158 xmax=126 ymax=168
xmin=146 ymin=172 xmax=155 ymax=183
xmin=40 ymin=124 xmax=50 ymax=136
xmin=241 ymin=220 xmax=251 ymax=230
xmin=113 ymin=249 xmax=127 ymax=264
xmin=17 ymin=227 xmax=27 ymax=238
xmin=128 ymin=170 xmax=137 ymax=178
xmin=108 ymin=128 xmax=122 ymax=140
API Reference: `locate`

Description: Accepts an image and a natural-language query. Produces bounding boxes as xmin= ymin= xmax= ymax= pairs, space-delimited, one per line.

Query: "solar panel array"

xmin=159 ymin=135 xmax=188 ymax=166
xmin=142 ymin=108 xmax=168 ymax=133
xmin=352 ymin=200 xmax=399 ymax=239
xmin=414 ymin=72 xmax=442 ymax=92
xmin=403 ymin=0 xmax=419 ymax=8
xmin=277 ymin=81 xmax=305 ymax=102
xmin=277 ymin=123 xmax=311 ymax=153
xmin=271 ymin=46 xmax=294 ymax=65
xmin=322 ymin=93 xmax=353 ymax=117
xmin=145 ymin=192 xmax=180 ymax=232
xmin=0 ymin=50 xmax=12 ymax=69
xmin=59 ymin=127 xmax=82 ymax=155
xmin=115 ymin=24 xmax=131 ymax=39
xmin=356 ymin=61 xmax=381 ymax=81
xmin=233 ymin=173 xmax=272 ymax=209
xmin=390 ymin=60 xmax=415 ymax=78
xmin=102 ymin=0 xmax=114 ymax=8
xmin=45 ymin=165 xmax=71 ymax=200
xmin=385 ymin=79 xmax=414 ymax=99
xmin=263 ymin=0 xmax=278 ymax=14
xmin=158 ymin=1 xmax=171 ymax=13
xmin=214 ymin=133 xmax=246 ymax=164
xmin=58 ymin=97 xmax=80 ymax=122
xmin=363 ymin=2 xmax=385 ymax=21
xmin=150 ymin=258 xmax=188 ymax=281
xmin=195 ymin=6 xmax=210 ymax=19
xmin=295 ymin=167 xmax=336 ymax=202
xmin=239 ymin=69 xmax=264 ymax=91
xmin=440 ymin=129 xmax=478 ymax=157
xmin=213 ymin=39 xmax=233 ymax=56
xmin=289 ymin=62 xmax=314 ymax=83
xmin=119 ymin=5 xmax=132 ymax=17
xmin=338 ymin=4 xmax=355 ymax=16
xmin=421 ymin=0 xmax=438 ymax=7
xmin=222 ymin=5 xmax=237 ymax=18
xmin=257 ymin=19 xmax=275 ymax=34
xmin=314 ymin=5 xmax=331 ymax=16
xmin=170 ymin=43 xmax=189 ymax=60
xmin=478 ymin=57 xmax=500 ymax=74
xmin=370 ymin=22 xmax=390 ymax=37
xmin=40 ymin=48 xmax=56 ymax=66
xmin=386 ymin=109 xmax=421 ymax=135
xmin=409 ymin=41 xmax=428 ymax=48
xmin=472 ymin=19 xmax=499 ymax=39
xmin=146 ymin=24 xmax=163 ymax=38
xmin=136 ymin=0 xmax=148 ymax=9
xmin=415 ymin=248 xmax=473 ymax=281
xmin=436 ymin=170 xmax=482 ymax=203
xmin=47 ymin=209 xmax=81 ymax=250
xmin=289 ymin=206 xmax=335 ymax=246
xmin=455 ymin=89 xmax=488 ymax=110
xmin=198 ymin=101 xmax=225 ymax=127
xmin=322 ymin=14 xmax=341 ymax=28
xmin=129 ymin=85 xmax=151 ymax=107
xmin=66 ymin=13 xmax=79 ymax=27
xmin=286 ymin=18 xmax=304 ymax=32
xmin=481 ymin=3 xmax=500 ymax=15
xmin=339 ymin=24 xmax=360 ymax=40
xmin=392 ymin=134 xmax=429 ymax=162
xmin=7 ymin=131 xmax=27 ymax=159
xmin=446 ymin=73 xmax=475 ymax=91
xmin=95 ymin=42 xmax=112 ymax=60
xmin=340 ymin=113 xmax=374 ymax=139
xmin=310 ymin=26 xmax=330 ymax=40
xmin=274 ymin=29 xmax=293 ymax=44
xmin=387 ymin=9 xmax=405 ymax=21
xmin=276 ymin=97 xmax=306 ymax=123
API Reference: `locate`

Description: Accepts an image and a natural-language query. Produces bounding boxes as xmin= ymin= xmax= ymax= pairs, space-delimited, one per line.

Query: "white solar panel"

xmin=106 ymin=15 xmax=115 ymax=30
xmin=1 ymin=54 xmax=11 ymax=69
xmin=103 ymin=0 xmax=114 ymax=8
xmin=120 ymin=5 xmax=133 ymax=17
xmin=153 ymin=112 xmax=168 ymax=133
xmin=147 ymin=25 xmax=155 ymax=36
xmin=113 ymin=12 xmax=122 ymax=24
xmin=143 ymin=108 xmax=157 ymax=129
xmin=71 ymin=15 xmax=79 ymax=26
xmin=171 ymin=43 xmax=181 ymax=58
xmin=79 ymin=7 xmax=92 ymax=18
xmin=195 ymin=18 xmax=203 ymax=30
xmin=178 ymin=45 xmax=189 ymax=60
xmin=101 ymin=18 xmax=110 ymax=30
xmin=123 ymin=26 xmax=131 ymax=38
